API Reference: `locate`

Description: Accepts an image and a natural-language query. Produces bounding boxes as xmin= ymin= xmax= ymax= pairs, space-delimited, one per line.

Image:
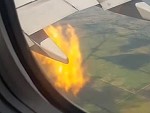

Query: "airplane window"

xmin=15 ymin=0 xmax=150 ymax=113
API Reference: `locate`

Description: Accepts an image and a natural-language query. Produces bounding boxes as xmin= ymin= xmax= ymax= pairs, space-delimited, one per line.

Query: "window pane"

xmin=15 ymin=0 xmax=150 ymax=113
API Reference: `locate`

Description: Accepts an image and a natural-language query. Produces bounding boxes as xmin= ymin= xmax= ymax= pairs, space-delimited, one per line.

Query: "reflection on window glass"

xmin=33 ymin=4 xmax=150 ymax=113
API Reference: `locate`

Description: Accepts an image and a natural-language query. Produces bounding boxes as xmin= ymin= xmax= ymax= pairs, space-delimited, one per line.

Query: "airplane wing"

xmin=14 ymin=0 xmax=99 ymax=63
xmin=15 ymin=0 xmax=150 ymax=34
xmin=14 ymin=0 xmax=150 ymax=63
xmin=15 ymin=0 xmax=100 ymax=35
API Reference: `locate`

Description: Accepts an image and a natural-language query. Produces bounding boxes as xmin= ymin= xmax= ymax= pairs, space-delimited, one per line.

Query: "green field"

xmin=53 ymin=6 xmax=150 ymax=113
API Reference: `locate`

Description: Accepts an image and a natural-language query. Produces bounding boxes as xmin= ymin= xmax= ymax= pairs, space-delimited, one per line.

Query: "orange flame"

xmin=33 ymin=25 xmax=89 ymax=95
